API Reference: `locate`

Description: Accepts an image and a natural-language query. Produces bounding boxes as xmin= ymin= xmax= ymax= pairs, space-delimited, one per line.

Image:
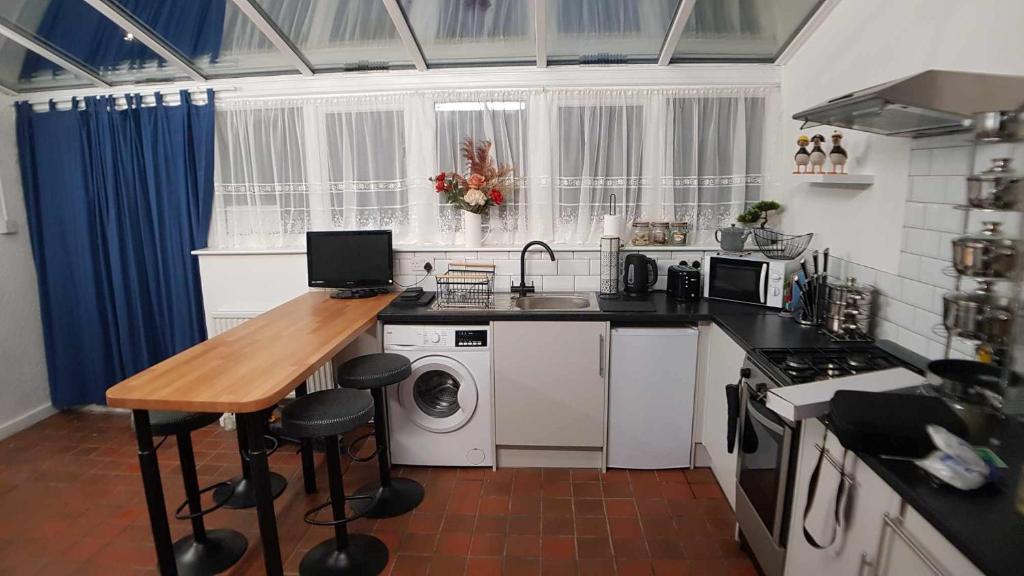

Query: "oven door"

xmin=706 ymin=257 xmax=769 ymax=305
xmin=737 ymin=383 xmax=795 ymax=547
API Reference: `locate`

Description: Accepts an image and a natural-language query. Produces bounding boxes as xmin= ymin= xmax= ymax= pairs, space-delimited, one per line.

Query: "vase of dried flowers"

xmin=430 ymin=137 xmax=511 ymax=248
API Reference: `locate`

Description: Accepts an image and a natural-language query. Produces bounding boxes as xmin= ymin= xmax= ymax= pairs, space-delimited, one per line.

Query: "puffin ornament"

xmin=829 ymin=131 xmax=848 ymax=174
xmin=808 ymin=134 xmax=827 ymax=174
xmin=794 ymin=135 xmax=811 ymax=174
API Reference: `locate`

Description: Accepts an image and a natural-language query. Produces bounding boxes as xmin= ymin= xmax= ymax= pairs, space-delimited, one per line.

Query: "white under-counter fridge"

xmin=607 ymin=327 xmax=698 ymax=469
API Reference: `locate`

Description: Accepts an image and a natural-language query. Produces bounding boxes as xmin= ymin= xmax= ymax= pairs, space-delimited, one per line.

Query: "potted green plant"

xmin=737 ymin=200 xmax=782 ymax=228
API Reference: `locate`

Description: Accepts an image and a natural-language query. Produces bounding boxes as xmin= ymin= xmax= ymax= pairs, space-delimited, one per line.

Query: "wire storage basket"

xmin=435 ymin=261 xmax=496 ymax=309
xmin=752 ymin=228 xmax=814 ymax=260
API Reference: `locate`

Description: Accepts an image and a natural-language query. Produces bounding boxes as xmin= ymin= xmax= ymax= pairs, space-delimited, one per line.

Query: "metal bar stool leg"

xmin=301 ymin=434 xmax=389 ymax=576
xmin=296 ymin=382 xmax=318 ymax=494
xmin=133 ymin=410 xmax=178 ymax=576
xmin=172 ymin=431 xmax=247 ymax=575
xmin=214 ymin=411 xmax=288 ymax=508
xmin=350 ymin=388 xmax=424 ymax=518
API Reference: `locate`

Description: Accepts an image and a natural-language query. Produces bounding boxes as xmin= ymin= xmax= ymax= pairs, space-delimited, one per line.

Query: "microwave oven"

xmin=703 ymin=253 xmax=800 ymax=308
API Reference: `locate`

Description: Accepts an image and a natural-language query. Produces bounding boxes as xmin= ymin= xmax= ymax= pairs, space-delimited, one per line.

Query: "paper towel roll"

xmin=603 ymin=214 xmax=623 ymax=238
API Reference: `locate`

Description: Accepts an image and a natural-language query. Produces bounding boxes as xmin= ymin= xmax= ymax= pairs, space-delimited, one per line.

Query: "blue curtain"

xmin=16 ymin=90 xmax=215 ymax=408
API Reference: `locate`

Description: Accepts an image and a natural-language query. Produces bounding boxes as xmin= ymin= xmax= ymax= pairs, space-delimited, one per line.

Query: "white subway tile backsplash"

xmin=493 ymin=259 xmax=519 ymax=276
xmin=590 ymin=259 xmax=604 ymax=276
xmin=897 ymin=329 xmax=930 ymax=357
xmin=901 ymin=278 xmax=934 ymax=307
xmin=904 ymin=228 xmax=941 ymax=257
xmin=910 ymin=176 xmax=946 ymax=203
xmin=910 ymin=149 xmax=931 ymax=175
xmin=875 ymin=270 xmax=902 ymax=300
xmin=574 ymin=275 xmax=600 ymax=291
xmin=930 ymin=146 xmax=971 ymax=176
xmin=899 ymin=252 xmax=920 ymax=279
xmin=557 ymin=259 xmax=590 ymax=276
xmin=525 ymin=259 xmax=558 ymax=275
xmin=903 ymin=203 xmax=925 ymax=228
xmin=924 ymin=204 xmax=963 ymax=233
xmin=886 ymin=298 xmax=915 ymax=328
xmin=913 ymin=308 xmax=942 ymax=342
xmin=918 ymin=256 xmax=953 ymax=290
xmin=542 ymin=276 xmax=574 ymax=292
xmin=943 ymin=176 xmax=967 ymax=205
xmin=573 ymin=251 xmax=600 ymax=260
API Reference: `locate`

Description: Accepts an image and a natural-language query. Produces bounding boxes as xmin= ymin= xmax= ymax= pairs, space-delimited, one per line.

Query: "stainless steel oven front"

xmin=734 ymin=356 xmax=799 ymax=576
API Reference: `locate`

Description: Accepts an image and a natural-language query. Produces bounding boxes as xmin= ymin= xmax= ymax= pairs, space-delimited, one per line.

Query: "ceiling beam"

xmin=382 ymin=0 xmax=427 ymax=71
xmin=229 ymin=0 xmax=314 ymax=76
xmin=0 ymin=81 xmax=17 ymax=96
xmin=534 ymin=0 xmax=547 ymax=68
xmin=0 ymin=18 xmax=110 ymax=88
xmin=775 ymin=0 xmax=840 ymax=65
xmin=83 ymin=0 xmax=206 ymax=82
xmin=658 ymin=0 xmax=696 ymax=66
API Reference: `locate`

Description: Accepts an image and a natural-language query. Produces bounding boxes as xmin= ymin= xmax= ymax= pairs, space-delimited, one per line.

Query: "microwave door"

xmin=709 ymin=258 xmax=769 ymax=305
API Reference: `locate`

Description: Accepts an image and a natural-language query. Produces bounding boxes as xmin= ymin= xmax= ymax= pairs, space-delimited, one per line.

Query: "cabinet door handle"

xmin=873 ymin=514 xmax=949 ymax=576
xmin=598 ymin=333 xmax=605 ymax=377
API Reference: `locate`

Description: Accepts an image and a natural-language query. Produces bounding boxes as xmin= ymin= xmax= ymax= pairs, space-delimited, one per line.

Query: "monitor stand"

xmin=330 ymin=288 xmax=390 ymax=300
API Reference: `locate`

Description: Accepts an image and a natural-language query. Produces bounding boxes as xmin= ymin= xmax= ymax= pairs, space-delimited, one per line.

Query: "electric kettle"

xmin=623 ymin=254 xmax=658 ymax=295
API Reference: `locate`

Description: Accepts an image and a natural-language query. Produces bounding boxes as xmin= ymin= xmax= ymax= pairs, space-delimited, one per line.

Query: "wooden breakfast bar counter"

xmin=106 ymin=292 xmax=397 ymax=575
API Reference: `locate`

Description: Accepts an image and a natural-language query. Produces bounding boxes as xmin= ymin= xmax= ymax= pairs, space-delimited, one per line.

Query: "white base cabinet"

xmin=785 ymin=419 xmax=984 ymax=576
xmin=493 ymin=321 xmax=608 ymax=448
xmin=697 ymin=322 xmax=745 ymax=507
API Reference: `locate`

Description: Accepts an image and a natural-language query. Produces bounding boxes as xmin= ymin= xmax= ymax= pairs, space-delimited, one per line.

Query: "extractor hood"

xmin=792 ymin=70 xmax=1024 ymax=138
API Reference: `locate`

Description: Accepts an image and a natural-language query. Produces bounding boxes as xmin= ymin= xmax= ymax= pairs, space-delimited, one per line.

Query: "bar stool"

xmin=213 ymin=407 xmax=288 ymax=508
xmin=281 ymin=387 xmax=389 ymax=576
xmin=146 ymin=411 xmax=247 ymax=575
xmin=336 ymin=353 xmax=424 ymax=518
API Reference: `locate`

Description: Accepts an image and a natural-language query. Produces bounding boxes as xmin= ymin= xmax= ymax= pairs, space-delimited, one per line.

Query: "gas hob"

xmin=752 ymin=345 xmax=917 ymax=386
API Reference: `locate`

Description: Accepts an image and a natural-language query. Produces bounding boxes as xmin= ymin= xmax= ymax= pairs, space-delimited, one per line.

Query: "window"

xmin=324 ymin=109 xmax=409 ymax=236
xmin=434 ymin=99 xmax=529 ymax=245
xmin=555 ymin=104 xmax=644 ymax=245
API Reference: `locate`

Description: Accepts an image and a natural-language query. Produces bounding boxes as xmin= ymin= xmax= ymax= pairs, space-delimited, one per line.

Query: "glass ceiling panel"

xmin=673 ymin=0 xmax=822 ymax=61
xmin=0 ymin=36 xmax=91 ymax=92
xmin=0 ymin=0 xmax=185 ymax=84
xmin=253 ymin=0 xmax=413 ymax=71
xmin=547 ymin=0 xmax=678 ymax=65
xmin=110 ymin=0 xmax=297 ymax=78
xmin=401 ymin=0 xmax=535 ymax=67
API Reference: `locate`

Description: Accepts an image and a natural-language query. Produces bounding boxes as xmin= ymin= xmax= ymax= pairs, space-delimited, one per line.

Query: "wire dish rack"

xmin=435 ymin=261 xmax=496 ymax=309
xmin=752 ymin=228 xmax=813 ymax=260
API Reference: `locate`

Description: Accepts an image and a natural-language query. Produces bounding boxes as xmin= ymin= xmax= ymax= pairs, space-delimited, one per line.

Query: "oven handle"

xmin=746 ymin=395 xmax=786 ymax=437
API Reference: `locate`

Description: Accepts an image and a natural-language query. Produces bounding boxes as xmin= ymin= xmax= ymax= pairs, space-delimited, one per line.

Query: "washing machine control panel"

xmin=454 ymin=330 xmax=488 ymax=347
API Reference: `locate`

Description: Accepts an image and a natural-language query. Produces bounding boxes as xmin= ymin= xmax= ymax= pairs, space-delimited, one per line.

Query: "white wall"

xmin=0 ymin=100 xmax=55 ymax=438
xmin=778 ymin=0 xmax=1024 ymax=273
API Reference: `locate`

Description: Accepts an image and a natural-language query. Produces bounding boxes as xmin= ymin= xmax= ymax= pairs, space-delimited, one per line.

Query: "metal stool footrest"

xmin=303 ymin=491 xmax=381 ymax=527
xmin=175 ymin=480 xmax=235 ymax=520
xmin=345 ymin=430 xmax=380 ymax=463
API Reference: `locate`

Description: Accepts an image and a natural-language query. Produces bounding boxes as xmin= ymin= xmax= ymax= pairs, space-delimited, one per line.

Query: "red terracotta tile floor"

xmin=0 ymin=411 xmax=757 ymax=575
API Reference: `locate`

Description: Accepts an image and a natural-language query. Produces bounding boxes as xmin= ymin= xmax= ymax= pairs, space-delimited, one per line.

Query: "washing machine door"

xmin=399 ymin=355 xmax=478 ymax=433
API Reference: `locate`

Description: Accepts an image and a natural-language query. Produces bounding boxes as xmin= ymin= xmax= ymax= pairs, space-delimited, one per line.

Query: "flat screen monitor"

xmin=306 ymin=230 xmax=393 ymax=289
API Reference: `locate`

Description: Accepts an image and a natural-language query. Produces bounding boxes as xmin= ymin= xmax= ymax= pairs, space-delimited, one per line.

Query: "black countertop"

xmin=378 ymin=291 xmax=1023 ymax=575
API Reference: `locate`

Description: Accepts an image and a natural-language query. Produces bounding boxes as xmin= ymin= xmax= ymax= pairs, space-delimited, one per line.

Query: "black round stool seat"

xmin=335 ymin=353 xmax=411 ymax=390
xmin=281 ymin=387 xmax=374 ymax=439
xmin=147 ymin=411 xmax=221 ymax=437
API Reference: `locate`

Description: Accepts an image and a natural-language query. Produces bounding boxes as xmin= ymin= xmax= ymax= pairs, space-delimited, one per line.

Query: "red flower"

xmin=435 ymin=179 xmax=446 ymax=193
xmin=436 ymin=171 xmax=446 ymax=182
xmin=489 ymin=188 xmax=504 ymax=205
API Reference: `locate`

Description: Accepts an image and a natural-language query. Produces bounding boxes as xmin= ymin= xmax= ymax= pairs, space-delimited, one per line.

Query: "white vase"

xmin=463 ymin=210 xmax=482 ymax=248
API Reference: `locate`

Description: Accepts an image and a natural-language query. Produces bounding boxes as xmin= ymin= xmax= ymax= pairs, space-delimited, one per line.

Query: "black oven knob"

xmin=740 ymin=367 xmax=751 ymax=379
xmin=755 ymin=383 xmax=768 ymax=396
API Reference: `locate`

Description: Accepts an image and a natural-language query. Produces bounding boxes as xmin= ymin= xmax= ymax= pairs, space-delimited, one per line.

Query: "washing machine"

xmin=383 ymin=324 xmax=493 ymax=467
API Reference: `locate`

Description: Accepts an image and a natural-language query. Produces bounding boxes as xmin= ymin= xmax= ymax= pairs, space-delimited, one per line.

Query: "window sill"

xmin=192 ymin=244 xmax=720 ymax=256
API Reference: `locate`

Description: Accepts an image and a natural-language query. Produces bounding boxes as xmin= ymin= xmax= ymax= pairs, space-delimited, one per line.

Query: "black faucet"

xmin=513 ymin=240 xmax=556 ymax=297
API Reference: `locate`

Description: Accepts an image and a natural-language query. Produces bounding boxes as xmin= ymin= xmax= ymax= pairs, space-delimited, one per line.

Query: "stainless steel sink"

xmin=512 ymin=293 xmax=597 ymax=311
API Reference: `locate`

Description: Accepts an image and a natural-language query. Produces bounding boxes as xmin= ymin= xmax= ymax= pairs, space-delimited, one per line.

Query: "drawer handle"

xmin=598 ymin=333 xmax=605 ymax=377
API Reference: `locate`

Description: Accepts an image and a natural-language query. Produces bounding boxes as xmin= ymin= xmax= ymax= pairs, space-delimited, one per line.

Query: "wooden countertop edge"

xmin=105 ymin=293 xmax=393 ymax=413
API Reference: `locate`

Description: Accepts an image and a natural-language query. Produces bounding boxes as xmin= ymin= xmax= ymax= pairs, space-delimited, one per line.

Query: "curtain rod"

xmin=12 ymin=86 xmax=236 ymax=108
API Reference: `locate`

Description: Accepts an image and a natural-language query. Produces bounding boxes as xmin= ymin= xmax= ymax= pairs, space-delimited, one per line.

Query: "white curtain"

xmin=664 ymin=91 xmax=765 ymax=231
xmin=210 ymin=86 xmax=771 ymax=249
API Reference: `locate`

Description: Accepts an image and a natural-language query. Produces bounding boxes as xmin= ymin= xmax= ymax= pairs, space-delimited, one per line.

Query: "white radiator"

xmin=208 ymin=311 xmax=335 ymax=394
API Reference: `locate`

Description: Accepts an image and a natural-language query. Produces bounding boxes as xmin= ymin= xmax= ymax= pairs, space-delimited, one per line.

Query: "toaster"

xmin=667 ymin=261 xmax=702 ymax=302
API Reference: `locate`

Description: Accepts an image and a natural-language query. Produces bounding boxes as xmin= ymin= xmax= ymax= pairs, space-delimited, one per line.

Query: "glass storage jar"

xmin=630 ymin=221 xmax=651 ymax=246
xmin=669 ymin=221 xmax=689 ymax=245
xmin=652 ymin=222 xmax=670 ymax=245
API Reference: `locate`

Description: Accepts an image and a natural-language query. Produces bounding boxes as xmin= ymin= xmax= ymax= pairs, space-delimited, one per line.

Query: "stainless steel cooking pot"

xmin=967 ymin=157 xmax=1022 ymax=210
xmin=952 ymin=221 xmax=1019 ymax=278
xmin=942 ymin=281 xmax=1014 ymax=342
xmin=973 ymin=110 xmax=1022 ymax=142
